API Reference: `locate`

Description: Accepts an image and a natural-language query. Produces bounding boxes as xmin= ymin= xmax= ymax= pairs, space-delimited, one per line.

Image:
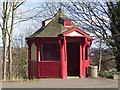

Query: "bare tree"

xmin=40 ymin=1 xmax=120 ymax=71
xmin=1 ymin=0 xmax=44 ymax=80
xmin=1 ymin=0 xmax=8 ymax=81
xmin=98 ymin=37 xmax=102 ymax=71
xmin=12 ymin=28 xmax=34 ymax=79
xmin=7 ymin=0 xmax=26 ymax=80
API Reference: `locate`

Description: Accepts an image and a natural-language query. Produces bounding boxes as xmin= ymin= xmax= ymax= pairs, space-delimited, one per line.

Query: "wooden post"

xmin=27 ymin=40 xmax=31 ymax=79
xmin=82 ymin=46 xmax=86 ymax=78
xmin=80 ymin=44 xmax=84 ymax=78
xmin=82 ymin=38 xmax=88 ymax=78
xmin=60 ymin=37 xmax=67 ymax=79
xmin=36 ymin=40 xmax=40 ymax=78
xmin=64 ymin=37 xmax=67 ymax=78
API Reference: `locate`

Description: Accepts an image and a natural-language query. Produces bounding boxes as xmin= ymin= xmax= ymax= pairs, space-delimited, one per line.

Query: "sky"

xmin=0 ymin=1 xmax=112 ymax=48
xmin=0 ymin=2 xmax=43 ymax=46
xmin=0 ymin=0 xmax=118 ymax=2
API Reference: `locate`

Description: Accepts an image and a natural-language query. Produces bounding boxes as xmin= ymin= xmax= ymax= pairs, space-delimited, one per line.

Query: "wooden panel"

xmin=29 ymin=61 xmax=38 ymax=79
xmin=84 ymin=60 xmax=90 ymax=67
xmin=38 ymin=61 xmax=61 ymax=78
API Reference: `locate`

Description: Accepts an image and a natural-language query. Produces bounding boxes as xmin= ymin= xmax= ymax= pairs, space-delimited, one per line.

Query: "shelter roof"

xmin=27 ymin=10 xmax=89 ymax=38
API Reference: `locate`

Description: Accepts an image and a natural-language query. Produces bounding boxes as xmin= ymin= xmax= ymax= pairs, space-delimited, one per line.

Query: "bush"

xmin=98 ymin=71 xmax=120 ymax=77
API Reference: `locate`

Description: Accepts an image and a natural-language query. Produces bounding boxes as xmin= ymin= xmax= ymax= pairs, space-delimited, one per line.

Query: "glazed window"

xmin=41 ymin=43 xmax=60 ymax=61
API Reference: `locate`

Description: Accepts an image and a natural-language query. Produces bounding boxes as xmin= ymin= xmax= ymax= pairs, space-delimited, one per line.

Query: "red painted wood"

xmin=80 ymin=61 xmax=84 ymax=78
xmin=82 ymin=45 xmax=86 ymax=78
xmin=37 ymin=44 xmax=40 ymax=78
xmin=37 ymin=47 xmax=40 ymax=62
xmin=84 ymin=60 xmax=90 ymax=67
xmin=26 ymin=37 xmax=61 ymax=43
xmin=88 ymin=47 xmax=90 ymax=60
xmin=60 ymin=39 xmax=64 ymax=78
xmin=29 ymin=61 xmax=38 ymax=79
xmin=63 ymin=28 xmax=89 ymax=37
xmin=28 ymin=61 xmax=31 ymax=79
xmin=26 ymin=33 xmax=93 ymax=79
xmin=63 ymin=37 xmax=67 ymax=78
xmin=64 ymin=37 xmax=67 ymax=62
xmin=38 ymin=61 xmax=61 ymax=78
xmin=28 ymin=44 xmax=31 ymax=79
xmin=65 ymin=36 xmax=87 ymax=38
xmin=84 ymin=60 xmax=90 ymax=77
xmin=64 ymin=21 xmax=72 ymax=28
xmin=80 ymin=45 xmax=83 ymax=61
xmin=80 ymin=45 xmax=84 ymax=78
xmin=60 ymin=37 xmax=67 ymax=79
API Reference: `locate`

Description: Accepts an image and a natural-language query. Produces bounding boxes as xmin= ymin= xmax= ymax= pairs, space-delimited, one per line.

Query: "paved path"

xmin=2 ymin=78 xmax=118 ymax=88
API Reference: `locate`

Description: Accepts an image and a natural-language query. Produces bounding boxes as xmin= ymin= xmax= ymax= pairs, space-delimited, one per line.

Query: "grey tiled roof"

xmin=28 ymin=11 xmax=78 ymax=38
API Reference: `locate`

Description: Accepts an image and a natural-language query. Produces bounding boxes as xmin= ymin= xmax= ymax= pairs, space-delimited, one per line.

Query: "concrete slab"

xmin=67 ymin=76 xmax=79 ymax=79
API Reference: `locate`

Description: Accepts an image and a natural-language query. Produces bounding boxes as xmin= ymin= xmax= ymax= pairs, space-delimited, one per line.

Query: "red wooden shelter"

xmin=26 ymin=10 xmax=93 ymax=79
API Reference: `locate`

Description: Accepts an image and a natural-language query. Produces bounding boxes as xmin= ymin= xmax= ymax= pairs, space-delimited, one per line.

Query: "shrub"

xmin=98 ymin=71 xmax=120 ymax=77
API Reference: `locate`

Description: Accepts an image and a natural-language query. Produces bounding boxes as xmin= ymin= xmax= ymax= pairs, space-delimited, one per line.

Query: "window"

xmin=41 ymin=43 xmax=60 ymax=61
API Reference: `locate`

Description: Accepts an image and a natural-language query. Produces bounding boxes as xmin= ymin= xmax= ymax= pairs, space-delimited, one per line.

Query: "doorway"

xmin=67 ymin=42 xmax=80 ymax=76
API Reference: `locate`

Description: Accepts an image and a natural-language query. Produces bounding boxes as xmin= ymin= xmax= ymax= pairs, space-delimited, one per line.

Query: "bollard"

xmin=89 ymin=65 xmax=98 ymax=78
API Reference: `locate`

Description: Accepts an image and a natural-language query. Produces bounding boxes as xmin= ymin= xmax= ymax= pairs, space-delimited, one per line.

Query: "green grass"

xmin=0 ymin=78 xmax=42 ymax=82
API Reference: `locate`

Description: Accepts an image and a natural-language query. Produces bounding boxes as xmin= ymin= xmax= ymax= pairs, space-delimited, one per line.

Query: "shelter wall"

xmin=38 ymin=61 xmax=61 ymax=78
xmin=28 ymin=61 xmax=38 ymax=78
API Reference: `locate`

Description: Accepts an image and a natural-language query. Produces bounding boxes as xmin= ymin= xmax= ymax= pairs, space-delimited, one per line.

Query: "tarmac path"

xmin=2 ymin=78 xmax=118 ymax=88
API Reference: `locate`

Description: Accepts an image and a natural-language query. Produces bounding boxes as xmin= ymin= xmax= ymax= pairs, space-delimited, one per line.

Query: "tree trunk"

xmin=8 ymin=37 xmax=13 ymax=80
xmin=98 ymin=38 xmax=102 ymax=71
xmin=2 ymin=0 xmax=8 ymax=81
xmin=8 ymin=1 xmax=15 ymax=80
xmin=2 ymin=42 xmax=7 ymax=81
